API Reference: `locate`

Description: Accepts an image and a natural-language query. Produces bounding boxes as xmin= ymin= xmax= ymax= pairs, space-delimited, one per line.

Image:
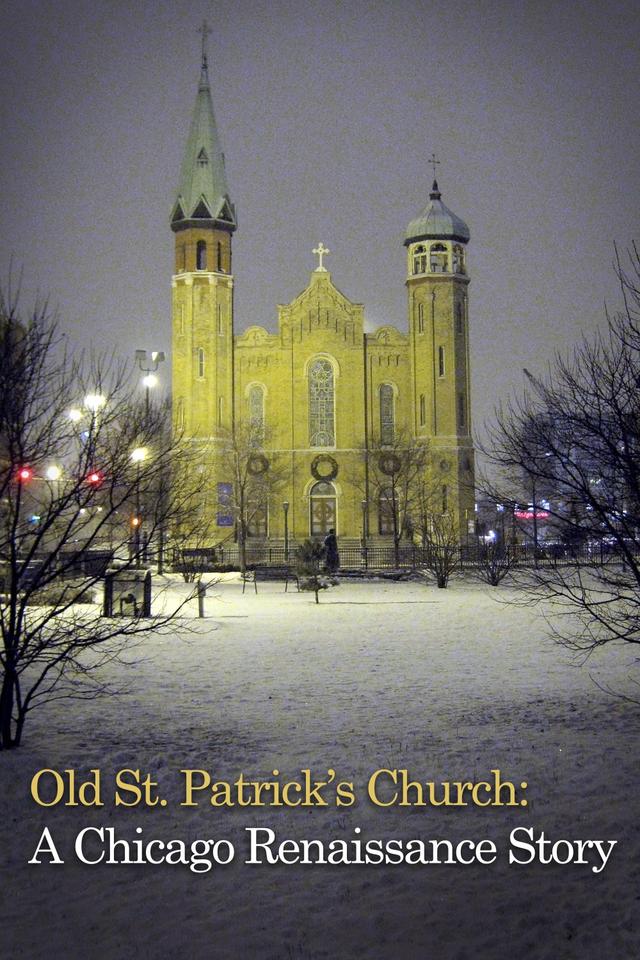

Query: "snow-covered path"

xmin=2 ymin=577 xmax=639 ymax=958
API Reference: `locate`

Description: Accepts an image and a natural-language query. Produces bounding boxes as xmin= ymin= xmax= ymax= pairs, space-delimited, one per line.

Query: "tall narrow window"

xmin=197 ymin=348 xmax=205 ymax=379
xmin=217 ymin=396 xmax=224 ymax=426
xmin=419 ymin=393 xmax=426 ymax=426
xmin=217 ymin=303 xmax=223 ymax=335
xmin=176 ymin=398 xmax=185 ymax=431
xmin=442 ymin=485 xmax=448 ymax=513
xmin=412 ymin=245 xmax=427 ymax=275
xmin=438 ymin=345 xmax=445 ymax=378
xmin=452 ymin=245 xmax=465 ymax=274
xmin=430 ymin=243 xmax=448 ymax=273
xmin=196 ymin=240 xmax=207 ymax=270
xmin=249 ymin=384 xmax=265 ymax=441
xmin=455 ymin=301 xmax=463 ymax=335
xmin=179 ymin=245 xmax=186 ymax=271
xmin=379 ymin=384 xmax=395 ymax=445
xmin=458 ymin=392 xmax=466 ymax=429
xmin=178 ymin=303 xmax=185 ymax=334
xmin=309 ymin=358 xmax=335 ymax=447
xmin=217 ymin=242 xmax=223 ymax=272
xmin=417 ymin=302 xmax=425 ymax=334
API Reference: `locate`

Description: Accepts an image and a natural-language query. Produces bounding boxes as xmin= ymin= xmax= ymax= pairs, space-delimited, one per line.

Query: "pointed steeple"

xmin=171 ymin=24 xmax=236 ymax=232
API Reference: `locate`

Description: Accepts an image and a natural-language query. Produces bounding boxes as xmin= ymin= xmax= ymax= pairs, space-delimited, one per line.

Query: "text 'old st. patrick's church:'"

xmin=170 ymin=41 xmax=475 ymax=550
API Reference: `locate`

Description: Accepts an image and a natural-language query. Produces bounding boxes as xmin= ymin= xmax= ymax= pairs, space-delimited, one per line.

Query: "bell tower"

xmin=405 ymin=172 xmax=475 ymax=533
xmin=171 ymin=25 xmax=236 ymax=526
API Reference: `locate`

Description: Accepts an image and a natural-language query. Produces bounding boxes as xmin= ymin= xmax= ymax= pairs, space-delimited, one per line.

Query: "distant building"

xmin=170 ymin=48 xmax=475 ymax=547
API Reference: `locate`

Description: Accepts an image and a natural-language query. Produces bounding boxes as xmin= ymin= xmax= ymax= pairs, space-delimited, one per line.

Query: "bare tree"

xmin=0 ymin=291 xmax=198 ymax=749
xmin=482 ymin=247 xmax=640 ymax=652
xmin=474 ymin=539 xmax=517 ymax=587
xmin=216 ymin=423 xmax=287 ymax=574
xmin=360 ymin=431 xmax=429 ymax=567
xmin=412 ymin=476 xmax=460 ymax=588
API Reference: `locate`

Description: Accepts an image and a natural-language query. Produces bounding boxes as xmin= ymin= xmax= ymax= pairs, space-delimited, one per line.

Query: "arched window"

xmin=378 ymin=487 xmax=395 ymax=535
xmin=196 ymin=240 xmax=207 ymax=270
xmin=379 ymin=384 xmax=395 ymax=445
xmin=309 ymin=358 xmax=335 ymax=447
xmin=310 ymin=480 xmax=337 ymax=536
xmin=417 ymin=302 xmax=425 ymax=334
xmin=438 ymin=346 xmax=445 ymax=378
xmin=430 ymin=243 xmax=448 ymax=273
xmin=217 ymin=242 xmax=223 ymax=272
xmin=419 ymin=393 xmax=426 ymax=426
xmin=197 ymin=347 xmax=205 ymax=379
xmin=412 ymin=244 xmax=427 ymax=275
xmin=452 ymin=245 xmax=465 ymax=275
xmin=248 ymin=384 xmax=265 ymax=441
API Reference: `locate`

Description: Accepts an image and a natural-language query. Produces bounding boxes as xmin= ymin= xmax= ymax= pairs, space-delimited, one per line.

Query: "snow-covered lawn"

xmin=2 ymin=576 xmax=639 ymax=959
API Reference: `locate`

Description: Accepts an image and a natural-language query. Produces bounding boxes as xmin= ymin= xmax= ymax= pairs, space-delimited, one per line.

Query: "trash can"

xmin=103 ymin=568 xmax=152 ymax=617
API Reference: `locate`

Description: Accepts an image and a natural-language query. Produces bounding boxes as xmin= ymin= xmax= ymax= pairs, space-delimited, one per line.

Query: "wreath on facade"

xmin=378 ymin=452 xmax=402 ymax=476
xmin=247 ymin=453 xmax=270 ymax=476
xmin=311 ymin=454 xmax=339 ymax=481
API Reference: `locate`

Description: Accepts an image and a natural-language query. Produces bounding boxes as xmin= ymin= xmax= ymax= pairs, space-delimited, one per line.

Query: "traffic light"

xmin=17 ymin=467 xmax=33 ymax=483
xmin=86 ymin=470 xmax=104 ymax=487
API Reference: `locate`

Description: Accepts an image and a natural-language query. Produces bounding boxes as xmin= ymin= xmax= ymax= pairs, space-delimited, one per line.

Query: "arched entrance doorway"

xmin=310 ymin=480 xmax=336 ymax=536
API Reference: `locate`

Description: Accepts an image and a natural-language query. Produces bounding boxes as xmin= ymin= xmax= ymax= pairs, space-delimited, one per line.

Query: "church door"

xmin=310 ymin=481 xmax=337 ymax=536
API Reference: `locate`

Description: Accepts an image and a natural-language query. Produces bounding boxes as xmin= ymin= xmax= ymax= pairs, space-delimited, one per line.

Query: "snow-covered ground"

xmin=2 ymin=575 xmax=639 ymax=959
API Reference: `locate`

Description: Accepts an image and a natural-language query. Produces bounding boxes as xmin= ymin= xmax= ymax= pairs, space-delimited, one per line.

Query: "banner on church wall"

xmin=217 ymin=482 xmax=234 ymax=527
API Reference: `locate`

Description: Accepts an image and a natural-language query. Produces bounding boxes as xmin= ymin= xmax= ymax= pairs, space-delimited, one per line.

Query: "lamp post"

xmin=283 ymin=501 xmax=290 ymax=563
xmin=135 ymin=350 xmax=166 ymax=416
xmin=361 ymin=499 xmax=368 ymax=568
xmin=131 ymin=447 xmax=148 ymax=567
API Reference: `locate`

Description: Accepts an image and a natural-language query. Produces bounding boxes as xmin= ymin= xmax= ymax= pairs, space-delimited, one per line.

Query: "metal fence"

xmin=170 ymin=538 xmax=639 ymax=573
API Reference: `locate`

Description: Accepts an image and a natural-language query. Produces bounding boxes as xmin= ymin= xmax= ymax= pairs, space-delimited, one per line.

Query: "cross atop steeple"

xmin=429 ymin=152 xmax=441 ymax=180
xmin=198 ymin=20 xmax=212 ymax=76
xmin=313 ymin=242 xmax=330 ymax=272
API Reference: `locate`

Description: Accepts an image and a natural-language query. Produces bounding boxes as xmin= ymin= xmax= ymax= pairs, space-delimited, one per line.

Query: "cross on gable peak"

xmin=313 ymin=242 xmax=331 ymax=272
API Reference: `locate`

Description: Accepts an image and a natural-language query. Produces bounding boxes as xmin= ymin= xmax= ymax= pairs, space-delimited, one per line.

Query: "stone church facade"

xmin=171 ymin=52 xmax=475 ymax=549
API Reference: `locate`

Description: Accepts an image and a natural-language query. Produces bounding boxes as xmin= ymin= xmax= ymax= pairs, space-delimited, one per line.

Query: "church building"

xmin=170 ymin=47 xmax=475 ymax=551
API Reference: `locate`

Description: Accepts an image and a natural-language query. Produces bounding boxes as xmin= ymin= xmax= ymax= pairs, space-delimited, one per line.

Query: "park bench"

xmin=242 ymin=565 xmax=299 ymax=594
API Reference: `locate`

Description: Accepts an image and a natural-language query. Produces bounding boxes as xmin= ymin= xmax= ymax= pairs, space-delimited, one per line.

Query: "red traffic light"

xmin=17 ymin=467 xmax=33 ymax=482
xmin=86 ymin=470 xmax=104 ymax=486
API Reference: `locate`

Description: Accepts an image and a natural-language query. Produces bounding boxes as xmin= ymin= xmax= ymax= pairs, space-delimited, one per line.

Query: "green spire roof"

xmin=171 ymin=52 xmax=236 ymax=231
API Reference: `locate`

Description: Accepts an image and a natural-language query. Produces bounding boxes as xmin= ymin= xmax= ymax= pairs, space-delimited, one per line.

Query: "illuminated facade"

xmin=171 ymin=54 xmax=475 ymax=546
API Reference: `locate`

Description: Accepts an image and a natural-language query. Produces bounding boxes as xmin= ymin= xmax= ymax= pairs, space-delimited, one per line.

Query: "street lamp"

xmin=131 ymin=447 xmax=148 ymax=566
xmin=283 ymin=501 xmax=290 ymax=563
xmin=135 ymin=350 xmax=166 ymax=416
xmin=84 ymin=393 xmax=106 ymax=414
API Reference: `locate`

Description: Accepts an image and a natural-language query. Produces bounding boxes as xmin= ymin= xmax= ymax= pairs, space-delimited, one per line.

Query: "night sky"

xmin=1 ymin=0 xmax=638 ymax=434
